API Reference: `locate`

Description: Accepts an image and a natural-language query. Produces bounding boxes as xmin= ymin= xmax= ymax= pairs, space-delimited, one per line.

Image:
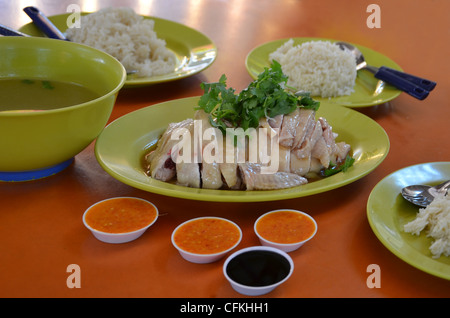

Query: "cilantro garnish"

xmin=196 ymin=62 xmax=353 ymax=177
xmin=197 ymin=60 xmax=320 ymax=132
xmin=322 ymin=155 xmax=355 ymax=177
xmin=42 ymin=81 xmax=54 ymax=90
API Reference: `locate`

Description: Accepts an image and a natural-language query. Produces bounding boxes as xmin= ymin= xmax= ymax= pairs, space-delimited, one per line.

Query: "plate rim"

xmin=95 ymin=96 xmax=390 ymax=202
xmin=18 ymin=12 xmax=217 ymax=87
xmin=366 ymin=161 xmax=450 ymax=280
xmin=245 ymin=37 xmax=402 ymax=108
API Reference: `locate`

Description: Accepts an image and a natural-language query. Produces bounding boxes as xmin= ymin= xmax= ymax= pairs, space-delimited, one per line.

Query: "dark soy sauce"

xmin=226 ymin=250 xmax=291 ymax=287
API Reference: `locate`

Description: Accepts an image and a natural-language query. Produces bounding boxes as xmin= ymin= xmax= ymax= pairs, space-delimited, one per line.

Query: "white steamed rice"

xmin=66 ymin=7 xmax=176 ymax=77
xmin=269 ymin=39 xmax=357 ymax=98
xmin=404 ymin=192 xmax=450 ymax=258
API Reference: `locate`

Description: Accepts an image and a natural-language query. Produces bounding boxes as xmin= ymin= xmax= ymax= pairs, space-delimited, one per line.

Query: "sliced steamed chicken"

xmin=146 ymin=119 xmax=194 ymax=181
xmin=238 ymin=163 xmax=307 ymax=190
xmin=174 ymin=115 xmax=201 ymax=188
xmin=318 ymin=117 xmax=351 ymax=165
xmin=195 ymin=109 xmax=244 ymax=189
xmin=147 ymin=107 xmax=351 ymax=190
xmin=194 ymin=110 xmax=224 ymax=189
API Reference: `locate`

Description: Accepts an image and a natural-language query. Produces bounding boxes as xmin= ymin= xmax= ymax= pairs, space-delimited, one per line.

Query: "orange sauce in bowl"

xmin=84 ymin=197 xmax=158 ymax=234
xmin=173 ymin=218 xmax=241 ymax=254
xmin=256 ymin=210 xmax=316 ymax=244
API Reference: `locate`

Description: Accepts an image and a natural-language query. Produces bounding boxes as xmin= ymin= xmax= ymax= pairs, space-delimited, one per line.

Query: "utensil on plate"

xmin=23 ymin=6 xmax=66 ymax=40
xmin=0 ymin=24 xmax=30 ymax=37
xmin=335 ymin=41 xmax=436 ymax=100
xmin=401 ymin=180 xmax=450 ymax=207
xmin=23 ymin=6 xmax=137 ymax=75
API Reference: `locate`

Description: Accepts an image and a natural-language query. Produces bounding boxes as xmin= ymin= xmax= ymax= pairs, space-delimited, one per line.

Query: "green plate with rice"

xmin=19 ymin=11 xmax=217 ymax=87
xmin=367 ymin=162 xmax=450 ymax=280
xmin=246 ymin=37 xmax=402 ymax=108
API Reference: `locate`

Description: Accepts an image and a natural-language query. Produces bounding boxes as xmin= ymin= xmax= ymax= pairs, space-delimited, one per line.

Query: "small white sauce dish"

xmin=223 ymin=246 xmax=294 ymax=296
xmin=171 ymin=216 xmax=242 ymax=264
xmin=82 ymin=197 xmax=158 ymax=244
xmin=254 ymin=209 xmax=317 ymax=252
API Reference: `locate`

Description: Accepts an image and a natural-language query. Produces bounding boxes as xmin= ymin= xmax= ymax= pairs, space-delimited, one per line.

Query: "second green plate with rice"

xmin=246 ymin=37 xmax=402 ymax=108
xmin=19 ymin=13 xmax=217 ymax=87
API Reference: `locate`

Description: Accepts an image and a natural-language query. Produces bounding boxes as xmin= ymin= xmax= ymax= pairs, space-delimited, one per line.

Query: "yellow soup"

xmin=256 ymin=210 xmax=316 ymax=244
xmin=0 ymin=78 xmax=100 ymax=112
xmin=173 ymin=218 xmax=241 ymax=254
xmin=84 ymin=198 xmax=158 ymax=233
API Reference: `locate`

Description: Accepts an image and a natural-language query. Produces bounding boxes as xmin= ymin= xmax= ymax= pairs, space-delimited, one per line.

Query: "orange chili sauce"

xmin=85 ymin=198 xmax=157 ymax=233
xmin=173 ymin=218 xmax=241 ymax=254
xmin=256 ymin=211 xmax=316 ymax=244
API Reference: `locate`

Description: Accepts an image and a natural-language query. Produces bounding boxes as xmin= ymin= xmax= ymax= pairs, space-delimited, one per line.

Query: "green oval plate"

xmin=246 ymin=37 xmax=402 ymax=107
xmin=95 ymin=96 xmax=389 ymax=202
xmin=19 ymin=13 xmax=217 ymax=87
xmin=367 ymin=162 xmax=450 ymax=280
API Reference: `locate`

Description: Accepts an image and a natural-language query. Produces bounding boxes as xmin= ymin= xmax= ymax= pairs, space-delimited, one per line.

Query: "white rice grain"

xmin=404 ymin=192 xmax=450 ymax=258
xmin=269 ymin=39 xmax=356 ymax=98
xmin=66 ymin=7 xmax=176 ymax=77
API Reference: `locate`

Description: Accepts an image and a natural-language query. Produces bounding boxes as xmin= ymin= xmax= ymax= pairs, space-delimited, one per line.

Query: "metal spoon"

xmin=401 ymin=180 xmax=450 ymax=207
xmin=335 ymin=41 xmax=436 ymax=100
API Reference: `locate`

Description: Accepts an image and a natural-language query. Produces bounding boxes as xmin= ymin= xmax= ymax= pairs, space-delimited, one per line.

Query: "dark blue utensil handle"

xmin=378 ymin=66 xmax=436 ymax=92
xmin=374 ymin=67 xmax=430 ymax=100
xmin=0 ymin=24 xmax=29 ymax=37
xmin=23 ymin=6 xmax=67 ymax=40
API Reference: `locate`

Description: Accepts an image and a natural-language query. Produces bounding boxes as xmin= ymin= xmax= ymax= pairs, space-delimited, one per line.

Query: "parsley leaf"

xmin=196 ymin=60 xmax=320 ymax=132
xmin=42 ymin=81 xmax=54 ymax=90
xmin=322 ymin=155 xmax=355 ymax=177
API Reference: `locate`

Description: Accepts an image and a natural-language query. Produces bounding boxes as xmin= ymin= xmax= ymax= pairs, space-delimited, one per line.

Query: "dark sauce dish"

xmin=223 ymin=246 xmax=294 ymax=296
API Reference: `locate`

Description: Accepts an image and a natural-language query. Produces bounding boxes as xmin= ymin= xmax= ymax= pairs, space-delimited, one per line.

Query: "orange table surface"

xmin=1 ymin=0 xmax=449 ymax=298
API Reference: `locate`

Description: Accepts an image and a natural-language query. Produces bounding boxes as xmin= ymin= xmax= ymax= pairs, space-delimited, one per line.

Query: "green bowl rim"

xmin=0 ymin=37 xmax=127 ymax=117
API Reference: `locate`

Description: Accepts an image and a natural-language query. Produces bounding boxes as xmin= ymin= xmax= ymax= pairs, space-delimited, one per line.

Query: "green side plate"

xmin=367 ymin=162 xmax=450 ymax=280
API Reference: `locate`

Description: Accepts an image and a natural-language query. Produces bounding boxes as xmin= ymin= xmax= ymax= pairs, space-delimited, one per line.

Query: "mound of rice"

xmin=269 ymin=39 xmax=357 ymax=98
xmin=66 ymin=7 xmax=176 ymax=77
xmin=404 ymin=192 xmax=450 ymax=258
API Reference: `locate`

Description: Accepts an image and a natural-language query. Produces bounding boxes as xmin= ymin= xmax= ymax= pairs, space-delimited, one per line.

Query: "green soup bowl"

xmin=0 ymin=37 xmax=126 ymax=181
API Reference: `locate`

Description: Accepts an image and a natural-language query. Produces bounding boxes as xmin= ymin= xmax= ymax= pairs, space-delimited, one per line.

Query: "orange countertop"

xmin=1 ymin=0 xmax=449 ymax=298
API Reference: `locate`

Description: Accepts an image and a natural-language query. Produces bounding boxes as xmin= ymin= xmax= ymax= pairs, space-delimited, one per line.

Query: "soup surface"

xmin=0 ymin=78 xmax=100 ymax=112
